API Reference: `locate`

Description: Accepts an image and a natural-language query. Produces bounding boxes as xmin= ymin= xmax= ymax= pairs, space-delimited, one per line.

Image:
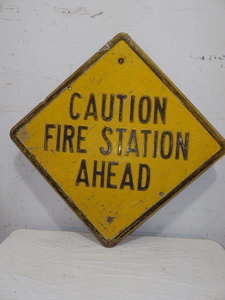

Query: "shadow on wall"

xmin=13 ymin=152 xmax=217 ymax=239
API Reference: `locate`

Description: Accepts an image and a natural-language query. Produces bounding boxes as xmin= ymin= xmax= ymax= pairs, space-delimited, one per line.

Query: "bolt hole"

xmin=68 ymin=86 xmax=72 ymax=90
xmin=159 ymin=192 xmax=164 ymax=197
xmin=118 ymin=57 xmax=124 ymax=64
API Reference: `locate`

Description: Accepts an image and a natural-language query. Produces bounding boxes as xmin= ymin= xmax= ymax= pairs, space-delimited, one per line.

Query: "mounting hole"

xmin=118 ymin=57 xmax=124 ymax=64
xmin=159 ymin=192 xmax=164 ymax=197
xmin=68 ymin=86 xmax=72 ymax=90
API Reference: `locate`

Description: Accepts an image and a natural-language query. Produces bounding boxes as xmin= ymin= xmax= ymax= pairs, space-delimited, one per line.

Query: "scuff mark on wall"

xmin=195 ymin=55 xmax=225 ymax=61
xmin=53 ymin=6 xmax=90 ymax=16
xmin=90 ymin=11 xmax=103 ymax=18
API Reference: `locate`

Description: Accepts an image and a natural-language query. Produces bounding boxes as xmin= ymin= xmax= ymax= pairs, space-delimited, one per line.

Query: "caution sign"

xmin=11 ymin=33 xmax=225 ymax=247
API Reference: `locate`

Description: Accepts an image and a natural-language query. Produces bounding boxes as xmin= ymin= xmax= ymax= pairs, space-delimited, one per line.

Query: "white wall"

xmin=1 ymin=0 xmax=225 ymax=245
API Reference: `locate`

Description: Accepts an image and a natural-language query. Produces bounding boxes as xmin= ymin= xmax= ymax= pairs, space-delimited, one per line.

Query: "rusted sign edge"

xmin=10 ymin=33 xmax=225 ymax=247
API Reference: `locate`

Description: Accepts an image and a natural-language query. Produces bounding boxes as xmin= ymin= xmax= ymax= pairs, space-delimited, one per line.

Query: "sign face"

xmin=11 ymin=33 xmax=225 ymax=247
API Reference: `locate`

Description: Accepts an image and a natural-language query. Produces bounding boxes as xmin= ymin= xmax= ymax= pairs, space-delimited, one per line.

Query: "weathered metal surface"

xmin=10 ymin=33 xmax=225 ymax=247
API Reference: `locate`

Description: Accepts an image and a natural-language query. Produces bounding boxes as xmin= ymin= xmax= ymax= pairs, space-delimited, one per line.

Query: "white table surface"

xmin=0 ymin=230 xmax=225 ymax=300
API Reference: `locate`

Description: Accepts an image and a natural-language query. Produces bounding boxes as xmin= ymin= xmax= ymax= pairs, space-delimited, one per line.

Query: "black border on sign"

xmin=10 ymin=33 xmax=225 ymax=247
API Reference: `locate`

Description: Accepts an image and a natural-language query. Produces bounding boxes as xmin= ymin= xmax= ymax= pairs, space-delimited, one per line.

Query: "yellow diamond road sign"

xmin=11 ymin=33 xmax=225 ymax=247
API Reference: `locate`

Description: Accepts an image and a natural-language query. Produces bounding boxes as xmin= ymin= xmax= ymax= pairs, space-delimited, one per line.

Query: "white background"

xmin=0 ymin=0 xmax=225 ymax=246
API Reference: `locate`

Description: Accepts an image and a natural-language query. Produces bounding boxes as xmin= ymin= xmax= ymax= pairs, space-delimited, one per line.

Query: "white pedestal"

xmin=0 ymin=230 xmax=225 ymax=299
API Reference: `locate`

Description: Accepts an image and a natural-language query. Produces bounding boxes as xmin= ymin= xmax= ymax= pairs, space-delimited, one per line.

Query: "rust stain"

xmin=106 ymin=216 xmax=116 ymax=224
xmin=18 ymin=128 xmax=29 ymax=143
